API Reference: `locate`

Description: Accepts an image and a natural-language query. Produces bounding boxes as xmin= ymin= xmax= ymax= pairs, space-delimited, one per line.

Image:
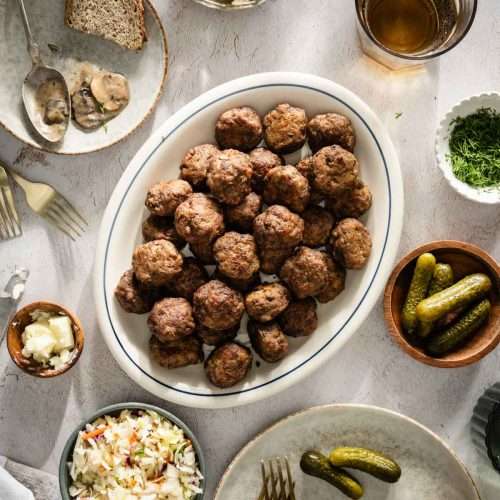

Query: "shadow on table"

xmin=0 ymin=362 xmax=71 ymax=468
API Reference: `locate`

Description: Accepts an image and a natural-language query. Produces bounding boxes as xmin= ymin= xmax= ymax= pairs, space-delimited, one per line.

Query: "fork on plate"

xmin=0 ymin=165 xmax=22 ymax=240
xmin=259 ymin=457 xmax=296 ymax=500
xmin=2 ymin=163 xmax=88 ymax=240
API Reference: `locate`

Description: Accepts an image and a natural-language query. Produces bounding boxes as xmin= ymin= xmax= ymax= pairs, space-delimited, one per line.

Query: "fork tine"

xmin=0 ymin=189 xmax=15 ymax=238
xmin=269 ymin=460 xmax=278 ymax=500
xmin=285 ymin=458 xmax=296 ymax=500
xmin=276 ymin=458 xmax=287 ymax=500
xmin=261 ymin=461 xmax=270 ymax=500
xmin=47 ymin=204 xmax=82 ymax=238
xmin=1 ymin=185 xmax=22 ymax=236
xmin=0 ymin=204 xmax=8 ymax=240
xmin=53 ymin=198 xmax=86 ymax=233
xmin=43 ymin=210 xmax=76 ymax=241
xmin=55 ymin=194 xmax=88 ymax=226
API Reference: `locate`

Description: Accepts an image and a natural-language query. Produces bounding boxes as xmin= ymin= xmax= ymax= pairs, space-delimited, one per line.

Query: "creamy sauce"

xmin=70 ymin=63 xmax=130 ymax=130
xmin=35 ymin=78 xmax=69 ymax=136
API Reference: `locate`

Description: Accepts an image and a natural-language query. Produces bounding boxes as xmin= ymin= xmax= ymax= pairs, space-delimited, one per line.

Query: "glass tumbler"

xmin=192 ymin=0 xmax=267 ymax=10
xmin=355 ymin=0 xmax=478 ymax=70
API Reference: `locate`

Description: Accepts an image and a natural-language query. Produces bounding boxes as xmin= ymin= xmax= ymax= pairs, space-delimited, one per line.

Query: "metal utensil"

xmin=259 ymin=457 xmax=296 ymax=500
xmin=17 ymin=0 xmax=71 ymax=143
xmin=3 ymin=165 xmax=87 ymax=240
xmin=0 ymin=166 xmax=22 ymax=240
xmin=0 ymin=267 xmax=29 ymax=346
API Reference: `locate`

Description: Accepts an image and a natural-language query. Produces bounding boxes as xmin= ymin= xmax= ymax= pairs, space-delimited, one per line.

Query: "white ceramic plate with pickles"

xmin=215 ymin=404 xmax=480 ymax=499
xmin=94 ymin=72 xmax=404 ymax=409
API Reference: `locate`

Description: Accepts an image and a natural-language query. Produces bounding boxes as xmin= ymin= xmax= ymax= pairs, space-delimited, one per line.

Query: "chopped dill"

xmin=394 ymin=112 xmax=403 ymax=119
xmin=448 ymin=107 xmax=500 ymax=188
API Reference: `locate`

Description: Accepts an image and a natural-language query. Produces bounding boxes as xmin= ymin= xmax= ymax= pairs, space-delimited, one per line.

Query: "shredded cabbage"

xmin=68 ymin=409 xmax=203 ymax=500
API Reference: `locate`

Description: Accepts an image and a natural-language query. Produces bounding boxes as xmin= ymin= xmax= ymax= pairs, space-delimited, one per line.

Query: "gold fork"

xmin=259 ymin=457 xmax=296 ymax=500
xmin=0 ymin=165 xmax=22 ymax=240
xmin=2 ymin=164 xmax=88 ymax=240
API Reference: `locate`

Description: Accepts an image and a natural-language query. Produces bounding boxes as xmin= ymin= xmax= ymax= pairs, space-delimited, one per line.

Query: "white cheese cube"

xmin=48 ymin=315 xmax=75 ymax=351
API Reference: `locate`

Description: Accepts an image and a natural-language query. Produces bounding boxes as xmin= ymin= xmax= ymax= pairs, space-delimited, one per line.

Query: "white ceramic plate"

xmin=94 ymin=72 xmax=404 ymax=409
xmin=215 ymin=404 xmax=480 ymax=500
xmin=436 ymin=92 xmax=500 ymax=204
xmin=0 ymin=0 xmax=167 ymax=155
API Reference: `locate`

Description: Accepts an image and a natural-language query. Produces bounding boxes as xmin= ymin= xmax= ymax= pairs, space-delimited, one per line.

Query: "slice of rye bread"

xmin=65 ymin=0 xmax=147 ymax=51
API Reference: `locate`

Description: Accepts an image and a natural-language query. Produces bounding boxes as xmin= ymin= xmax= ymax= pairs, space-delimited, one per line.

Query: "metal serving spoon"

xmin=17 ymin=0 xmax=71 ymax=143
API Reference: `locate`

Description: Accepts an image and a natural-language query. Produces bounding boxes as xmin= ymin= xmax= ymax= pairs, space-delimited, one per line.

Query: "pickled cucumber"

xmin=416 ymin=273 xmax=492 ymax=323
xmin=300 ymin=450 xmax=364 ymax=499
xmin=417 ymin=263 xmax=455 ymax=338
xmin=401 ymin=253 xmax=436 ymax=334
xmin=428 ymin=263 xmax=454 ymax=296
xmin=426 ymin=299 xmax=491 ymax=355
xmin=329 ymin=447 xmax=402 ymax=483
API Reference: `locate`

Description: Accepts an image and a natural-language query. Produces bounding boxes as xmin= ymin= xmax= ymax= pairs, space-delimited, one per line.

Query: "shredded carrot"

xmin=82 ymin=426 xmax=109 ymax=440
xmin=129 ymin=431 xmax=138 ymax=445
xmin=151 ymin=476 xmax=165 ymax=483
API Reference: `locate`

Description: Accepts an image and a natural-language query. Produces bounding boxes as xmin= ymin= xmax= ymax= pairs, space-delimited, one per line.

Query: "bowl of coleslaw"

xmin=59 ymin=402 xmax=205 ymax=500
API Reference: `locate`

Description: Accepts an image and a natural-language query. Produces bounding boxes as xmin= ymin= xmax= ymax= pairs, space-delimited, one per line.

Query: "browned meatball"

xmin=114 ymin=269 xmax=157 ymax=314
xmin=263 ymin=103 xmax=307 ymax=154
xmin=213 ymin=232 xmax=260 ymax=281
xmin=225 ymin=192 xmax=263 ymax=233
xmin=258 ymin=247 xmax=293 ymax=275
xmin=253 ymin=205 xmax=304 ymax=250
xmin=148 ymin=298 xmax=195 ymax=342
xmin=189 ymin=241 xmax=215 ymax=265
xmin=280 ymin=247 xmax=328 ymax=299
xmin=142 ymin=215 xmax=185 ymax=249
xmin=213 ymin=269 xmax=261 ymax=293
xmin=169 ymin=257 xmax=208 ymax=301
xmin=330 ymin=218 xmax=372 ymax=269
xmin=205 ymin=342 xmax=253 ymax=388
xmin=316 ymin=253 xmax=346 ymax=303
xmin=132 ymin=240 xmax=183 ymax=287
xmin=175 ymin=193 xmax=225 ymax=244
xmin=249 ymin=148 xmax=283 ymax=192
xmin=207 ymin=149 xmax=253 ymax=205
xmin=325 ymin=184 xmax=373 ymax=219
xmin=302 ymin=206 xmax=335 ymax=247
xmin=196 ymin=322 xmax=239 ymax=346
xmin=248 ymin=321 xmax=288 ymax=363
xmin=245 ymin=283 xmax=290 ymax=322
xmin=263 ymin=165 xmax=310 ymax=213
xmin=278 ymin=298 xmax=318 ymax=337
xmin=145 ymin=180 xmax=192 ymax=217
xmin=150 ymin=335 xmax=203 ymax=369
xmin=193 ymin=280 xmax=245 ymax=330
xmin=180 ymin=144 xmax=219 ymax=190
xmin=215 ymin=106 xmax=263 ymax=152
xmin=296 ymin=156 xmax=323 ymax=204
xmin=307 ymin=113 xmax=356 ymax=153
xmin=312 ymin=145 xmax=360 ymax=197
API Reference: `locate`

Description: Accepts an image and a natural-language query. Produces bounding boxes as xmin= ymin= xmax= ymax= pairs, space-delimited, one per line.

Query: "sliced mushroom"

xmin=90 ymin=72 xmax=129 ymax=113
xmin=71 ymin=85 xmax=105 ymax=130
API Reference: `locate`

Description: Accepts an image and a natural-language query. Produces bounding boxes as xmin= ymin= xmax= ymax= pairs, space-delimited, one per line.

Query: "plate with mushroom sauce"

xmin=0 ymin=0 xmax=168 ymax=155
xmin=94 ymin=72 xmax=404 ymax=409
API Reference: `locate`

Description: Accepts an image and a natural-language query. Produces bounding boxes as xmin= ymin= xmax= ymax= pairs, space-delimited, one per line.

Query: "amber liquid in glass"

xmin=366 ymin=0 xmax=456 ymax=55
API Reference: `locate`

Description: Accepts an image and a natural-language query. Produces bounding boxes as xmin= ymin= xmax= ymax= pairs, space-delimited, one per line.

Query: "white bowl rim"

xmin=94 ymin=72 xmax=404 ymax=409
xmin=435 ymin=91 xmax=500 ymax=205
xmin=214 ymin=403 xmax=481 ymax=499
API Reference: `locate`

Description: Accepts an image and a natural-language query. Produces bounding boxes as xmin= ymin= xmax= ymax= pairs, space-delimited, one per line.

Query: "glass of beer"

xmin=355 ymin=0 xmax=477 ymax=70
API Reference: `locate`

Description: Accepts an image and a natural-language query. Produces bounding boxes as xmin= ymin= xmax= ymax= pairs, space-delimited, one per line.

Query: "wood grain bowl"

xmin=384 ymin=241 xmax=500 ymax=368
xmin=7 ymin=301 xmax=84 ymax=377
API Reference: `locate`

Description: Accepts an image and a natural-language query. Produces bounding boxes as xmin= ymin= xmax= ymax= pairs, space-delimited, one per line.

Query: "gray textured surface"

xmin=0 ymin=0 xmax=499 ymax=498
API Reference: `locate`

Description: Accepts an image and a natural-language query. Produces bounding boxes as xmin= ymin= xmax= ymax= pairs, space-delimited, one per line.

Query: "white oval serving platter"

xmin=94 ymin=72 xmax=404 ymax=409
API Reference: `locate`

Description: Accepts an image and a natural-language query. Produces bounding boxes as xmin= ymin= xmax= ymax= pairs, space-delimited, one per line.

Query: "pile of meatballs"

xmin=115 ymin=103 xmax=373 ymax=389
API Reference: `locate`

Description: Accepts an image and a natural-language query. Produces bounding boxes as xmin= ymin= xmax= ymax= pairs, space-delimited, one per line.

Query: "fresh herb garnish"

xmin=448 ymin=107 xmax=500 ymax=188
xmin=394 ymin=112 xmax=403 ymax=119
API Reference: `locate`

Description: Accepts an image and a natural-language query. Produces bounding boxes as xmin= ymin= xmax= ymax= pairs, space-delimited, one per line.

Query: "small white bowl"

xmin=436 ymin=92 xmax=500 ymax=205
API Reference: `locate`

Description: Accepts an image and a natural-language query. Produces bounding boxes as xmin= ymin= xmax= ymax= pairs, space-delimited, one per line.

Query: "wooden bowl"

xmin=384 ymin=241 xmax=500 ymax=368
xmin=6 ymin=301 xmax=84 ymax=377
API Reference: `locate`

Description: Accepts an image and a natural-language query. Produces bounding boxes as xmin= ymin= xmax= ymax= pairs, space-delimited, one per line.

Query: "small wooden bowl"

xmin=384 ymin=241 xmax=500 ymax=368
xmin=6 ymin=301 xmax=84 ymax=378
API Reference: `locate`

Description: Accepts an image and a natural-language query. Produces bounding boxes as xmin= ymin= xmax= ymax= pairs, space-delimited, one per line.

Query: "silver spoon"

xmin=18 ymin=0 xmax=71 ymax=143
